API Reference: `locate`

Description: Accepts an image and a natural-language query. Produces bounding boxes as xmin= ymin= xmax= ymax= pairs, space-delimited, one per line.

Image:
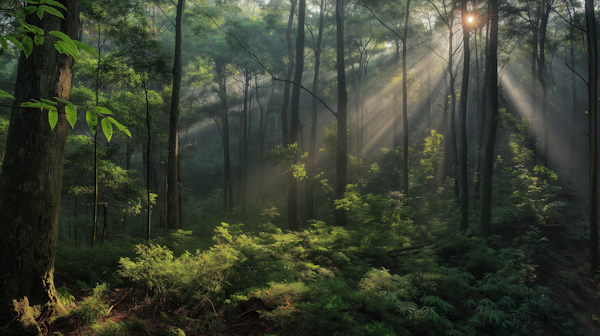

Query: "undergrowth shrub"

xmin=115 ymin=215 xmax=584 ymax=335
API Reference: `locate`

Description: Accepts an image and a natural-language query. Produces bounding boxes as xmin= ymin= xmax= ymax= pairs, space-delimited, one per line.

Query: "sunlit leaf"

xmin=39 ymin=5 xmax=64 ymax=19
xmin=65 ymin=104 xmax=76 ymax=128
xmin=86 ymin=110 xmax=97 ymax=133
xmin=5 ymin=36 xmax=24 ymax=54
xmin=107 ymin=116 xmax=132 ymax=138
xmin=40 ymin=98 xmax=57 ymax=105
xmin=0 ymin=89 xmax=14 ymax=100
xmin=55 ymin=40 xmax=78 ymax=60
xmin=101 ymin=118 xmax=113 ymax=142
xmin=50 ymin=31 xmax=79 ymax=59
xmin=40 ymin=0 xmax=67 ymax=11
xmin=48 ymin=109 xmax=58 ymax=130
xmin=22 ymin=36 xmax=33 ymax=58
xmin=36 ymin=6 xmax=45 ymax=19
xmin=73 ymin=40 xmax=98 ymax=58
xmin=17 ymin=6 xmax=37 ymax=17
xmin=94 ymin=106 xmax=113 ymax=115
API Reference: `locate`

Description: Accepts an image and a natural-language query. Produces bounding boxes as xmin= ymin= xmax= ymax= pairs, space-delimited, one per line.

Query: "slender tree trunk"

xmin=0 ymin=1 xmax=81 ymax=333
xmin=459 ymin=0 xmax=470 ymax=231
xmin=101 ymin=205 xmax=108 ymax=247
xmin=305 ymin=1 xmax=325 ymax=221
xmin=281 ymin=0 xmax=297 ymax=147
xmin=143 ymin=80 xmax=151 ymax=240
xmin=402 ymin=0 xmax=411 ymax=196
xmin=288 ymin=0 xmax=306 ymax=231
xmin=448 ymin=4 xmax=459 ymax=202
xmin=585 ymin=0 xmax=598 ymax=274
xmin=167 ymin=0 xmax=185 ymax=230
xmin=480 ymin=0 xmax=498 ymax=238
xmin=569 ymin=27 xmax=577 ymax=176
xmin=335 ymin=0 xmax=348 ymax=227
xmin=537 ymin=1 xmax=551 ymax=167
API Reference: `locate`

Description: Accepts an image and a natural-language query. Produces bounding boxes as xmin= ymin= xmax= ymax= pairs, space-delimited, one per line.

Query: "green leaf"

xmin=49 ymin=31 xmax=79 ymax=59
xmin=0 ymin=89 xmax=15 ymax=99
xmin=65 ymin=104 xmax=76 ymax=128
xmin=36 ymin=6 xmax=45 ymax=19
xmin=24 ymin=0 xmax=40 ymax=4
xmin=53 ymin=97 xmax=71 ymax=104
xmin=17 ymin=6 xmax=37 ymax=17
xmin=34 ymin=35 xmax=44 ymax=45
xmin=101 ymin=118 xmax=113 ymax=142
xmin=73 ymin=40 xmax=98 ymax=58
xmin=55 ymin=40 xmax=79 ymax=60
xmin=48 ymin=108 xmax=58 ymax=130
xmin=86 ymin=110 xmax=98 ymax=132
xmin=0 ymin=37 xmax=7 ymax=51
xmin=107 ymin=117 xmax=132 ymax=138
xmin=38 ymin=5 xmax=64 ymax=19
xmin=22 ymin=36 xmax=33 ymax=58
xmin=40 ymin=0 xmax=67 ymax=11
xmin=94 ymin=106 xmax=113 ymax=115
xmin=40 ymin=98 xmax=57 ymax=105
xmin=6 ymin=36 xmax=24 ymax=53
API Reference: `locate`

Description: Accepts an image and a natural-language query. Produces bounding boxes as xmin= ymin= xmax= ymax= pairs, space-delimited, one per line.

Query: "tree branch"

xmin=197 ymin=7 xmax=337 ymax=118
xmin=566 ymin=62 xmax=587 ymax=85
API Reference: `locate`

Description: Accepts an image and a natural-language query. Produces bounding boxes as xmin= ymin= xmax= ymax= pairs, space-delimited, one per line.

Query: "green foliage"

xmin=112 ymin=218 xmax=584 ymax=335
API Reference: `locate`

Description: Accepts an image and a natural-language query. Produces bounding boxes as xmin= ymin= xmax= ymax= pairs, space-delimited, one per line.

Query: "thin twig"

xmin=553 ymin=9 xmax=585 ymax=33
xmin=196 ymin=6 xmax=337 ymax=117
xmin=566 ymin=62 xmax=587 ymax=85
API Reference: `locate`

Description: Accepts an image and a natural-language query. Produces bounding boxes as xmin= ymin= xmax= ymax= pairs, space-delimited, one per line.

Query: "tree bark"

xmin=0 ymin=1 xmax=81 ymax=333
xmin=480 ymin=0 xmax=498 ymax=238
xmin=167 ymin=0 xmax=185 ymax=230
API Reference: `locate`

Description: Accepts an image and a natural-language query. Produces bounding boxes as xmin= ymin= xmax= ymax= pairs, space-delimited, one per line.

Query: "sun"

xmin=467 ymin=16 xmax=474 ymax=23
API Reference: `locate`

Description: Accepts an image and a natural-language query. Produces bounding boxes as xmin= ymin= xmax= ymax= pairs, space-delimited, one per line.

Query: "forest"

xmin=1 ymin=0 xmax=600 ymax=334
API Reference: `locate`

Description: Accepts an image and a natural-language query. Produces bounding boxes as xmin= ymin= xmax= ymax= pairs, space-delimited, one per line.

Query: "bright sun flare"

xmin=467 ymin=16 xmax=474 ymax=23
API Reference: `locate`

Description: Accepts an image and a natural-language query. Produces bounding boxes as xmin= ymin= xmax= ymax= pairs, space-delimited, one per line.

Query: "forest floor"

xmin=44 ymin=238 xmax=600 ymax=336
xmin=535 ymin=245 xmax=600 ymax=335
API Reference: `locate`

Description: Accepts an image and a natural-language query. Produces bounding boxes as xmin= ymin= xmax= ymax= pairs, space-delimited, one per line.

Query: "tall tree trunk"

xmin=402 ymin=0 xmax=411 ymax=196
xmin=288 ymin=0 xmax=306 ymax=231
xmin=585 ymin=0 xmax=598 ymax=274
xmin=281 ymin=0 xmax=297 ymax=147
xmin=530 ymin=3 xmax=539 ymax=167
xmin=0 ymin=1 xmax=81 ymax=333
xmin=447 ymin=3 xmax=459 ymax=202
xmin=335 ymin=0 xmax=348 ymax=227
xmin=143 ymin=80 xmax=151 ymax=240
xmin=305 ymin=0 xmax=325 ymax=222
xmin=459 ymin=0 xmax=470 ymax=231
xmin=167 ymin=0 xmax=185 ymax=230
xmin=216 ymin=61 xmax=234 ymax=214
xmin=537 ymin=0 xmax=551 ymax=167
xmin=569 ymin=26 xmax=577 ymax=176
xmin=480 ymin=0 xmax=498 ymax=238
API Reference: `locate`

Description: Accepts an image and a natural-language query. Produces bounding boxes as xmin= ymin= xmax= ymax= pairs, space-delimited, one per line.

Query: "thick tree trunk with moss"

xmin=0 ymin=1 xmax=81 ymax=334
xmin=167 ymin=0 xmax=185 ymax=230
